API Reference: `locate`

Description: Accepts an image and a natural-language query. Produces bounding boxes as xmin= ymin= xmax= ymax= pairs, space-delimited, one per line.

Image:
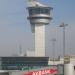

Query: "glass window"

xmin=41 ymin=8 xmax=50 ymax=14
xmin=35 ymin=8 xmax=41 ymax=14
xmin=29 ymin=8 xmax=50 ymax=15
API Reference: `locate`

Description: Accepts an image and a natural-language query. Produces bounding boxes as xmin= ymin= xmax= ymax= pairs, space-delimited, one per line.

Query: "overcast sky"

xmin=0 ymin=0 xmax=75 ymax=57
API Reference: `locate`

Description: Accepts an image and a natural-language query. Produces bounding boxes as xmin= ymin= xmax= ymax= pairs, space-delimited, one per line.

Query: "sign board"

xmin=23 ymin=69 xmax=57 ymax=75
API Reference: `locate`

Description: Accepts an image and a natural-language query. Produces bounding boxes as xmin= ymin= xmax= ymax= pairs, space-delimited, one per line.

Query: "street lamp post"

xmin=59 ymin=23 xmax=68 ymax=75
xmin=59 ymin=23 xmax=68 ymax=57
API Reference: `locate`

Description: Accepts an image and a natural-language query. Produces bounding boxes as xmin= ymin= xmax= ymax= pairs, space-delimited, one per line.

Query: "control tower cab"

xmin=27 ymin=2 xmax=53 ymax=25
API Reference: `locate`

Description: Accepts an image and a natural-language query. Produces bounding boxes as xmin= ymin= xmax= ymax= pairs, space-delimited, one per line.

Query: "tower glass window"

xmin=29 ymin=7 xmax=50 ymax=15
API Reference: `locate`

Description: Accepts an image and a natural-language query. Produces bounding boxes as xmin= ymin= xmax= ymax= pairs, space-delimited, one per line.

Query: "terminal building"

xmin=0 ymin=56 xmax=75 ymax=75
xmin=0 ymin=56 xmax=64 ymax=75
xmin=0 ymin=57 xmax=49 ymax=70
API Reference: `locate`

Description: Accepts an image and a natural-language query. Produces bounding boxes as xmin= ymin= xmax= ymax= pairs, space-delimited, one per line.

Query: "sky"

xmin=0 ymin=0 xmax=75 ymax=57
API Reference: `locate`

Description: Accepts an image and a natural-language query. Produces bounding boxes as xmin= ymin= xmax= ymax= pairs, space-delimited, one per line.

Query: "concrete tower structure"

xmin=27 ymin=0 xmax=52 ymax=56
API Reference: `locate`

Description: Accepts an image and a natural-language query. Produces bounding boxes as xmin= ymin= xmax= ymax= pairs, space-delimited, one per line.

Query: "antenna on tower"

xmin=28 ymin=0 xmax=37 ymax=3
xmin=27 ymin=0 xmax=39 ymax=7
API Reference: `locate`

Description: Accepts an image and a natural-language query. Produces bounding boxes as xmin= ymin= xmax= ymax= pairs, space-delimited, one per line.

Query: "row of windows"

xmin=2 ymin=60 xmax=48 ymax=61
xmin=1 ymin=65 xmax=57 ymax=70
xmin=1 ymin=65 xmax=48 ymax=70
xmin=29 ymin=8 xmax=50 ymax=15
xmin=1 ymin=61 xmax=48 ymax=64
xmin=1 ymin=57 xmax=48 ymax=61
xmin=2 ymin=63 xmax=47 ymax=64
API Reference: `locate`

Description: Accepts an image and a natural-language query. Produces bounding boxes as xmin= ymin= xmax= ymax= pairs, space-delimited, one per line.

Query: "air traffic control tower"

xmin=27 ymin=0 xmax=53 ymax=56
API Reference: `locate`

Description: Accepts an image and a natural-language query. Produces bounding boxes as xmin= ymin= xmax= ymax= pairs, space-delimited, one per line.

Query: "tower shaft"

xmin=35 ymin=24 xmax=45 ymax=56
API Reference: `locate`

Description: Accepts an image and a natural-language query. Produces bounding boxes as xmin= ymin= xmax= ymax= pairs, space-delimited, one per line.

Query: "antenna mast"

xmin=19 ymin=44 xmax=22 ymax=55
xmin=28 ymin=0 xmax=38 ymax=6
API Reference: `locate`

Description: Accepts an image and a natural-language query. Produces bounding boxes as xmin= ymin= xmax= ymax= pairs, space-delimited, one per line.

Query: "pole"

xmin=52 ymin=38 xmax=56 ymax=64
xmin=59 ymin=23 xmax=68 ymax=57
xmin=63 ymin=25 xmax=65 ymax=57
xmin=19 ymin=44 xmax=22 ymax=55
xmin=59 ymin=23 xmax=68 ymax=75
